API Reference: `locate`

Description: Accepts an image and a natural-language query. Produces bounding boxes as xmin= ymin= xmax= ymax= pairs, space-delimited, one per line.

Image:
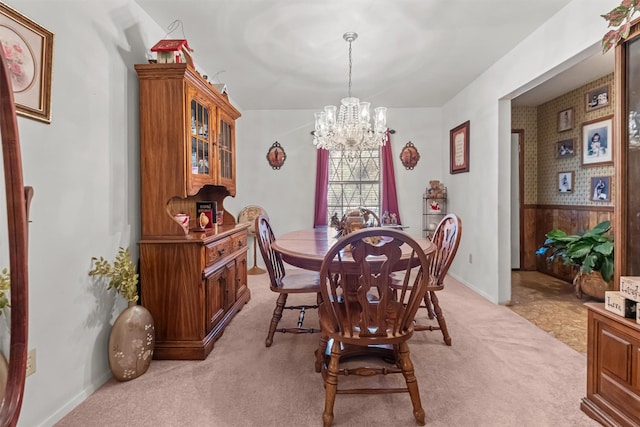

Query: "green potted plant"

xmin=536 ymin=220 xmax=614 ymax=300
xmin=88 ymin=247 xmax=155 ymax=381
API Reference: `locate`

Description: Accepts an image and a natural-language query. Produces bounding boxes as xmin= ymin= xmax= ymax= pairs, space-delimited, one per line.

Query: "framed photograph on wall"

xmin=556 ymin=138 xmax=575 ymax=158
xmin=590 ymin=176 xmax=611 ymax=202
xmin=450 ymin=120 xmax=470 ymax=174
xmin=557 ymin=107 xmax=574 ymax=132
xmin=558 ymin=171 xmax=574 ymax=193
xmin=0 ymin=3 xmax=54 ymax=123
xmin=585 ymin=85 xmax=610 ymax=112
xmin=582 ymin=115 xmax=613 ymax=166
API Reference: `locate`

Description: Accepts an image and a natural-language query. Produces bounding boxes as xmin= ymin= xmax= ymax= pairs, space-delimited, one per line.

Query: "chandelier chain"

xmin=348 ymin=39 xmax=352 ymax=98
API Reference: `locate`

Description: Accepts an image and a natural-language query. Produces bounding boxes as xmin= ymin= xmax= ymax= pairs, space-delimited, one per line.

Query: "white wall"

xmin=0 ymin=1 xmax=165 ymax=425
xmin=442 ymin=0 xmax=621 ymax=303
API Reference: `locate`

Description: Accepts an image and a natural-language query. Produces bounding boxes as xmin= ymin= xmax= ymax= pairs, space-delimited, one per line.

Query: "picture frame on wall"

xmin=558 ymin=171 xmax=573 ymax=193
xmin=450 ymin=120 xmax=470 ymax=174
xmin=585 ymin=85 xmax=610 ymax=112
xmin=582 ymin=115 xmax=613 ymax=166
xmin=590 ymin=176 xmax=611 ymax=202
xmin=557 ymin=107 xmax=574 ymax=132
xmin=556 ymin=138 xmax=575 ymax=158
xmin=0 ymin=3 xmax=54 ymax=123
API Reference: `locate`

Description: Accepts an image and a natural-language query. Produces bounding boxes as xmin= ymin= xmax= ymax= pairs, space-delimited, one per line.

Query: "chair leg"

xmin=265 ymin=293 xmax=288 ymax=347
xmin=315 ymin=334 xmax=328 ymax=373
xmin=429 ymin=291 xmax=451 ymax=346
xmin=398 ymin=341 xmax=425 ymax=426
xmin=424 ymin=293 xmax=435 ymax=319
xmin=322 ymin=340 xmax=340 ymax=427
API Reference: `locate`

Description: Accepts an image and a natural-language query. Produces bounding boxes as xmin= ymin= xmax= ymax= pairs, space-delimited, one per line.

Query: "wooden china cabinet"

xmin=580 ymin=19 xmax=640 ymax=426
xmin=135 ymin=63 xmax=248 ymax=360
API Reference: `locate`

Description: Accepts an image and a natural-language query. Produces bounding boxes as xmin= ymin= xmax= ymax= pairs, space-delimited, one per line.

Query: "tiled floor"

xmin=507 ymin=271 xmax=598 ymax=353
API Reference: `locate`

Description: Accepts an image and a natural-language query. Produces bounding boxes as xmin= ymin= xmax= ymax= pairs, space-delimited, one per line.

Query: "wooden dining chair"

xmin=393 ymin=214 xmax=462 ymax=345
xmin=315 ymin=227 xmax=432 ymax=427
xmin=255 ymin=214 xmax=321 ymax=347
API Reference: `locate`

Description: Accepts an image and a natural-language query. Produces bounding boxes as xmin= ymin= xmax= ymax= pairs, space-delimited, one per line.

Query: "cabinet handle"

xmin=238 ymin=241 xmax=244 ymax=247
xmin=218 ymin=248 xmax=226 ymax=256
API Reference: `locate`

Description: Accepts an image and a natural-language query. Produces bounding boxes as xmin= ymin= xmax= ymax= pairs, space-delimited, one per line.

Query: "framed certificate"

xmin=450 ymin=121 xmax=470 ymax=174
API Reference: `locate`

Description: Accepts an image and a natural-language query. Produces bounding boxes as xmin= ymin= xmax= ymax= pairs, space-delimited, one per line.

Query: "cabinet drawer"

xmin=230 ymin=232 xmax=247 ymax=252
xmin=206 ymin=237 xmax=231 ymax=266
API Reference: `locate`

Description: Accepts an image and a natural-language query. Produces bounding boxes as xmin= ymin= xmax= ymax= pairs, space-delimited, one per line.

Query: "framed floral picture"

xmin=450 ymin=120 xmax=470 ymax=174
xmin=0 ymin=3 xmax=54 ymax=123
xmin=582 ymin=115 xmax=613 ymax=166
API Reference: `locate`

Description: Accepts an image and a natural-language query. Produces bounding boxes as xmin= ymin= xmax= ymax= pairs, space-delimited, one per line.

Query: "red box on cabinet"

xmin=195 ymin=201 xmax=215 ymax=229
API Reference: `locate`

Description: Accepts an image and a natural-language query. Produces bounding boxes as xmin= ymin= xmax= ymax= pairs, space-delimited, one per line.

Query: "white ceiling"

xmin=511 ymin=48 xmax=614 ymax=107
xmin=135 ymin=0 xmax=613 ymax=110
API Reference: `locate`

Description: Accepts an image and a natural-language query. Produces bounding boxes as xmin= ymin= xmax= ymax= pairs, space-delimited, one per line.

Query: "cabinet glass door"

xmin=191 ymin=99 xmax=210 ymax=176
xmin=218 ymin=110 xmax=235 ymax=192
xmin=219 ymin=119 xmax=232 ymax=180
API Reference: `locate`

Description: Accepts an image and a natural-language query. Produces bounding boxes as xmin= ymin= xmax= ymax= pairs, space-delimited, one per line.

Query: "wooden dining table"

xmin=272 ymin=226 xmax=436 ymax=367
xmin=272 ymin=226 xmax=436 ymax=273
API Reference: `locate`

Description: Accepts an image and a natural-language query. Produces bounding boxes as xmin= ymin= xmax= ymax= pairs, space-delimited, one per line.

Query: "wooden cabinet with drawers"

xmin=139 ymin=226 xmax=249 ymax=360
xmin=135 ymin=63 xmax=248 ymax=360
xmin=581 ymin=303 xmax=640 ymax=426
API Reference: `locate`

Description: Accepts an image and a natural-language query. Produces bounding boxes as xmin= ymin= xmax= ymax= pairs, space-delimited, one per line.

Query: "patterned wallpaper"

xmin=512 ymin=73 xmax=615 ymax=206
xmin=512 ymin=106 xmax=537 ymax=204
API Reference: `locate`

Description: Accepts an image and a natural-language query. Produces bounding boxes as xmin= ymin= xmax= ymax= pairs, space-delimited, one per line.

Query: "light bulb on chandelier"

xmin=313 ymin=32 xmax=387 ymax=153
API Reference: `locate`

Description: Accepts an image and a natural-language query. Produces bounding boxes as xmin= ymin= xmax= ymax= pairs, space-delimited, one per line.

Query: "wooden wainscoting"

xmin=522 ymin=204 xmax=613 ymax=282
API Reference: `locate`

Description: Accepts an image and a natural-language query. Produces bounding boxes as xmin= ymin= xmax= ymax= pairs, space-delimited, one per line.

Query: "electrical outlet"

xmin=26 ymin=348 xmax=35 ymax=376
xmin=469 ymin=253 xmax=473 ymax=264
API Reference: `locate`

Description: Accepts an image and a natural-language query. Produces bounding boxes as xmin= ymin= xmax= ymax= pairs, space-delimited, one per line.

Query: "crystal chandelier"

xmin=313 ymin=32 xmax=387 ymax=152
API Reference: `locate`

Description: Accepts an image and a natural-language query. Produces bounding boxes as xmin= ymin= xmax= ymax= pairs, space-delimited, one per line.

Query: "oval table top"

xmin=272 ymin=227 xmax=435 ymax=272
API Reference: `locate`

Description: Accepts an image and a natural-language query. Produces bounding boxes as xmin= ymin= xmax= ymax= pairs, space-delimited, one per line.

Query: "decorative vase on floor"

xmin=0 ymin=351 xmax=7 ymax=399
xmin=574 ymin=271 xmax=612 ymax=301
xmin=109 ymin=302 xmax=155 ymax=381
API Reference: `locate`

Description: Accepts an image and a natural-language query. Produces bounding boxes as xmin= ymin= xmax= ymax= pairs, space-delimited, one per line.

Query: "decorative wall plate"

xmin=266 ymin=141 xmax=286 ymax=169
xmin=400 ymin=141 xmax=420 ymax=170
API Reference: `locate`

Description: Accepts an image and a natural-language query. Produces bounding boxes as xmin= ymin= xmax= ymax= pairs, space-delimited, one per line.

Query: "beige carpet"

xmin=56 ymin=274 xmax=598 ymax=427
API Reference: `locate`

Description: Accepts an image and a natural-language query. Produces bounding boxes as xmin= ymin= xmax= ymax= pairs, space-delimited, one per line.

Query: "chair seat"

xmin=272 ymin=269 xmax=320 ymax=293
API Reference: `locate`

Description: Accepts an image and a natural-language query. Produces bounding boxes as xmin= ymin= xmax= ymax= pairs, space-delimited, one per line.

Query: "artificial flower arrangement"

xmin=88 ymin=247 xmax=138 ymax=303
xmin=602 ymin=0 xmax=640 ymax=52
